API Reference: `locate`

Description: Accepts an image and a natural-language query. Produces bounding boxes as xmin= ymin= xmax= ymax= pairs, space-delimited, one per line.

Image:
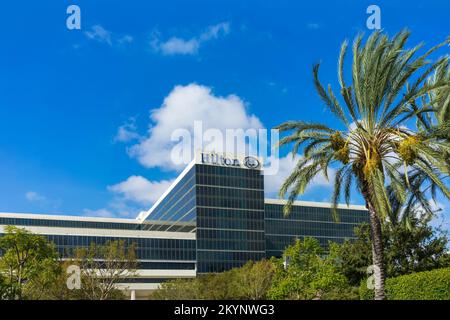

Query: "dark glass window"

xmin=264 ymin=203 xmax=369 ymax=257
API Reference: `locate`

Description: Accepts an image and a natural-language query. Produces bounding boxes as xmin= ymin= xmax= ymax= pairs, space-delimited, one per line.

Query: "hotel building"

xmin=0 ymin=152 xmax=368 ymax=299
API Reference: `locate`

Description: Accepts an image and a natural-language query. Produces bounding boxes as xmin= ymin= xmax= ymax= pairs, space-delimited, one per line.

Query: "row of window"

xmin=264 ymin=204 xmax=369 ymax=223
xmin=197 ymin=188 xmax=264 ymax=210
xmin=197 ymin=229 xmax=265 ymax=241
xmin=198 ymin=262 xmax=253 ymax=273
xmin=197 ymin=250 xmax=265 ymax=263
xmin=146 ymin=167 xmax=196 ymax=221
xmin=196 ymin=164 xmax=262 ymax=178
xmin=0 ymin=217 xmax=196 ymax=233
xmin=142 ymin=223 xmax=196 ymax=232
xmin=124 ymin=278 xmax=174 ymax=283
xmin=42 ymin=235 xmax=196 ymax=260
xmin=138 ymin=262 xmax=196 ymax=270
xmin=265 ymin=219 xmax=360 ymax=238
xmin=197 ymin=217 xmax=264 ymax=231
xmin=197 ymin=197 xmax=264 ymax=210
xmin=0 ymin=217 xmax=142 ymax=230
xmin=195 ymin=167 xmax=265 ymax=273
xmin=196 ymin=164 xmax=264 ymax=190
xmin=198 ymin=185 xmax=264 ymax=199
xmin=146 ymin=188 xmax=196 ymax=228
xmin=43 ymin=234 xmax=195 ymax=249
xmin=197 ymin=250 xmax=265 ymax=272
xmin=197 ymin=175 xmax=263 ymax=190
xmin=196 ymin=207 xmax=264 ymax=220
xmin=265 ymin=234 xmax=350 ymax=253
xmin=54 ymin=246 xmax=196 ymax=261
xmin=197 ymin=239 xmax=265 ymax=251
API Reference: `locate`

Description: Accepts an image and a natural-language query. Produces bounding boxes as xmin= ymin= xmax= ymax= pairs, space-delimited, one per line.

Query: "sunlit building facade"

xmin=0 ymin=152 xmax=368 ymax=298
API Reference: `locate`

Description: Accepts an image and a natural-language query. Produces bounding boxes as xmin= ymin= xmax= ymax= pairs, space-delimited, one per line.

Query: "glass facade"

xmin=144 ymin=166 xmax=197 ymax=232
xmin=195 ymin=164 xmax=266 ymax=273
xmin=0 ymin=231 xmax=196 ymax=270
xmin=0 ymin=157 xmax=369 ymax=277
xmin=0 ymin=217 xmax=142 ymax=230
xmin=264 ymin=203 xmax=369 ymax=257
xmin=0 ymin=215 xmax=197 ymax=272
xmin=44 ymin=234 xmax=195 ymax=261
xmin=0 ymin=216 xmax=195 ymax=232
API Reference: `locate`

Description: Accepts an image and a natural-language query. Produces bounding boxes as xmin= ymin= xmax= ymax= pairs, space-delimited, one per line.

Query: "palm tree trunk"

xmin=367 ymin=202 xmax=386 ymax=300
xmin=361 ymin=184 xmax=386 ymax=300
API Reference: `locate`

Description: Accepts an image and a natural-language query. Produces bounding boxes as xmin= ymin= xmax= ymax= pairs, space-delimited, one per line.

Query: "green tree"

xmin=22 ymin=257 xmax=64 ymax=300
xmin=267 ymin=238 xmax=352 ymax=300
xmin=0 ymin=225 xmax=60 ymax=300
xmin=25 ymin=260 xmax=80 ymax=300
xmin=0 ymin=273 xmax=11 ymax=299
xmin=418 ymin=58 xmax=450 ymax=142
xmin=332 ymin=218 xmax=450 ymax=287
xmin=151 ymin=278 xmax=201 ymax=300
xmin=233 ymin=260 xmax=276 ymax=300
xmin=276 ymin=30 xmax=450 ymax=299
xmin=152 ymin=259 xmax=276 ymax=300
xmin=400 ymin=59 xmax=450 ymax=219
xmin=67 ymin=240 xmax=138 ymax=300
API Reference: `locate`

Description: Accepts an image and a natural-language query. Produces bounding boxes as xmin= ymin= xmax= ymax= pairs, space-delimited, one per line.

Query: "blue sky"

xmin=0 ymin=0 xmax=448 ymax=227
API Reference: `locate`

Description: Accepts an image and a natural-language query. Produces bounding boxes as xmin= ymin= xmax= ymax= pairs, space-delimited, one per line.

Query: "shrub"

xmin=267 ymin=238 xmax=354 ymax=300
xmin=151 ymin=260 xmax=276 ymax=300
xmin=360 ymin=267 xmax=450 ymax=300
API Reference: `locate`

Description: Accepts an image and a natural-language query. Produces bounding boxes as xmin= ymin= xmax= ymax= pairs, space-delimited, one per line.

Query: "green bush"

xmin=359 ymin=279 xmax=373 ymax=300
xmin=360 ymin=267 xmax=450 ymax=300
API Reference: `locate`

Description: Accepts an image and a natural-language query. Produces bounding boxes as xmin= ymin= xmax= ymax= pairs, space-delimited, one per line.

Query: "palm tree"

xmin=396 ymin=58 xmax=450 ymax=224
xmin=417 ymin=58 xmax=450 ymax=141
xmin=275 ymin=30 xmax=450 ymax=300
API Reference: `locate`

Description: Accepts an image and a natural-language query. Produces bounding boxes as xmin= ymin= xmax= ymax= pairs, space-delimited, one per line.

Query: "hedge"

xmin=360 ymin=267 xmax=450 ymax=300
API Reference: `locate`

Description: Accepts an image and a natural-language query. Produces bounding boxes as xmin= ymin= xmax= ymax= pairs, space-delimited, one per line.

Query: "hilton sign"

xmin=199 ymin=152 xmax=262 ymax=170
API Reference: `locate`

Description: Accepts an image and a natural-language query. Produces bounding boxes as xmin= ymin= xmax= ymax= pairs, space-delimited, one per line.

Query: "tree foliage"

xmin=0 ymin=227 xmax=138 ymax=300
xmin=0 ymin=225 xmax=60 ymax=300
xmin=65 ymin=240 xmax=138 ymax=300
xmin=360 ymin=267 xmax=450 ymax=300
xmin=151 ymin=260 xmax=276 ymax=300
xmin=275 ymin=30 xmax=450 ymax=299
xmin=332 ymin=219 xmax=450 ymax=287
xmin=267 ymin=237 xmax=354 ymax=300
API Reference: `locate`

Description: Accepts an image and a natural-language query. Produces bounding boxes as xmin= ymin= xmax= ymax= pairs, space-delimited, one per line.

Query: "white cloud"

xmin=82 ymin=176 xmax=173 ymax=218
xmin=158 ymin=38 xmax=200 ymax=55
xmin=151 ymin=22 xmax=230 ymax=55
xmin=82 ymin=201 xmax=138 ymax=219
xmin=264 ymin=155 xmax=335 ymax=196
xmin=85 ymin=25 xmax=112 ymax=45
xmin=198 ymin=22 xmax=230 ymax=41
xmin=25 ymin=191 xmax=46 ymax=202
xmin=85 ymin=25 xmax=133 ymax=46
xmin=107 ymin=175 xmax=173 ymax=205
xmin=307 ymin=23 xmax=320 ymax=29
xmin=82 ymin=208 xmax=114 ymax=218
xmin=25 ymin=191 xmax=62 ymax=209
xmin=114 ymin=118 xmax=141 ymax=143
xmin=127 ymin=83 xmax=263 ymax=170
xmin=118 ymin=34 xmax=134 ymax=44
